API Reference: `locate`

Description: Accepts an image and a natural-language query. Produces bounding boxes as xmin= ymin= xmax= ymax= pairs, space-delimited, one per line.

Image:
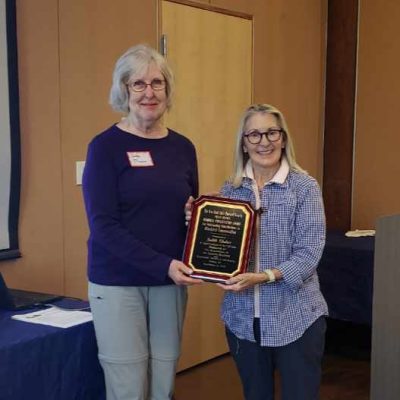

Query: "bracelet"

xmin=263 ymin=269 xmax=276 ymax=283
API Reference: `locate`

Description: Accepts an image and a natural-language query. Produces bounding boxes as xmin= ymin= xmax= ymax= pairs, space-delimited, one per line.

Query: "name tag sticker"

xmin=127 ymin=151 xmax=154 ymax=167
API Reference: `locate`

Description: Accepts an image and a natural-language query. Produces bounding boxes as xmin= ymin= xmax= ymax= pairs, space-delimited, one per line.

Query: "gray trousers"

xmin=89 ymin=282 xmax=187 ymax=400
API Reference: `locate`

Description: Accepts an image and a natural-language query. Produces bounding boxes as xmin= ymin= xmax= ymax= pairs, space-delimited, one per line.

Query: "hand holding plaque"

xmin=183 ymin=195 xmax=256 ymax=282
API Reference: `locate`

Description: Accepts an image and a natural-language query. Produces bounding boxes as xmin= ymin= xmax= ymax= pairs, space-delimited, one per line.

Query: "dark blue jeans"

xmin=226 ymin=317 xmax=326 ymax=400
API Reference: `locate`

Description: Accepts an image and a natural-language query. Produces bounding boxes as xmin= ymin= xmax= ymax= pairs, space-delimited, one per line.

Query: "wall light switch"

xmin=76 ymin=161 xmax=86 ymax=185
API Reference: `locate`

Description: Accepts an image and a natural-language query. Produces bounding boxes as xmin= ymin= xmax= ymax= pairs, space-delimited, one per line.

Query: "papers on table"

xmin=345 ymin=229 xmax=376 ymax=237
xmin=11 ymin=306 xmax=93 ymax=328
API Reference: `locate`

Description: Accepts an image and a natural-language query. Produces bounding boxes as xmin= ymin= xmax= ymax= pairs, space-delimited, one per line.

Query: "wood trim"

xmin=323 ymin=0 xmax=358 ymax=231
xmin=163 ymin=0 xmax=252 ymax=19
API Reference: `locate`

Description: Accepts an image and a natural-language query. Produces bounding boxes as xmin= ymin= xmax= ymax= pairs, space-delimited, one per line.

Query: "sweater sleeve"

xmin=82 ymin=138 xmax=172 ymax=282
xmin=189 ymin=144 xmax=199 ymax=198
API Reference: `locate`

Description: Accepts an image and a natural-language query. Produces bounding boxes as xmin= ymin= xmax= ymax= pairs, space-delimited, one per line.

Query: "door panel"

xmin=161 ymin=0 xmax=252 ymax=370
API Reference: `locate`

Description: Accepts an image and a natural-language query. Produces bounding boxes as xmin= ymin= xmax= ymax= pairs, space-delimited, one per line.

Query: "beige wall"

xmin=58 ymin=0 xmax=158 ymax=296
xmin=1 ymin=0 xmax=326 ymax=304
xmin=352 ymin=0 xmax=400 ymax=228
xmin=212 ymin=0 xmax=327 ymax=179
xmin=1 ymin=0 xmax=157 ymax=293
xmin=2 ymin=1 xmax=64 ymax=293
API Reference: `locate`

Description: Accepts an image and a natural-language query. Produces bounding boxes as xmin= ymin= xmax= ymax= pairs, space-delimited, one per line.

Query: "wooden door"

xmin=161 ymin=0 xmax=252 ymax=370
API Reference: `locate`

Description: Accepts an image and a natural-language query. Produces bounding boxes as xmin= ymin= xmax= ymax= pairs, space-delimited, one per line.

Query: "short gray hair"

xmin=109 ymin=44 xmax=174 ymax=113
xmin=231 ymin=104 xmax=307 ymax=187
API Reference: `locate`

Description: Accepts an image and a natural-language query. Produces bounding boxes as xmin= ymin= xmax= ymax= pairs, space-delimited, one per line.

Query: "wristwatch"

xmin=263 ymin=269 xmax=276 ymax=283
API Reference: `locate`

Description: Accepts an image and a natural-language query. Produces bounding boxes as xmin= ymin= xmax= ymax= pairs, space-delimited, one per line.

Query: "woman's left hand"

xmin=184 ymin=196 xmax=195 ymax=225
xmin=168 ymin=259 xmax=202 ymax=286
xmin=217 ymin=272 xmax=267 ymax=292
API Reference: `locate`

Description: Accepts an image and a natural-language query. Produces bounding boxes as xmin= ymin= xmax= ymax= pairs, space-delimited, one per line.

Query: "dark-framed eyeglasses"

xmin=243 ymin=128 xmax=284 ymax=144
xmin=127 ymin=78 xmax=166 ymax=92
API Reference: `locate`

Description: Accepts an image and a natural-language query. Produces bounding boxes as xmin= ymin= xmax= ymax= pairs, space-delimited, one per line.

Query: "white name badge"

xmin=127 ymin=151 xmax=154 ymax=167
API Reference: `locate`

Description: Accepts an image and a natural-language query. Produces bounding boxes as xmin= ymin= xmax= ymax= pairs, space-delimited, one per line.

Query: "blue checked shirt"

xmin=220 ymin=160 xmax=328 ymax=347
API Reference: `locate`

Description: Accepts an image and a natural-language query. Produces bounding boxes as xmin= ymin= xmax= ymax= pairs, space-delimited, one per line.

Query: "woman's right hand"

xmin=216 ymin=272 xmax=267 ymax=292
xmin=168 ymin=259 xmax=202 ymax=286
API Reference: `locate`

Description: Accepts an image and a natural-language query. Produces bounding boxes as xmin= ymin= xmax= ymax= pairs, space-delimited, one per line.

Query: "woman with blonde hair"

xmin=217 ymin=104 xmax=327 ymax=400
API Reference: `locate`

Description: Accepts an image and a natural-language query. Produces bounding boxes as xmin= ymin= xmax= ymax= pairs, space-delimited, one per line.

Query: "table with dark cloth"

xmin=0 ymin=299 xmax=105 ymax=400
xmin=318 ymin=231 xmax=375 ymax=325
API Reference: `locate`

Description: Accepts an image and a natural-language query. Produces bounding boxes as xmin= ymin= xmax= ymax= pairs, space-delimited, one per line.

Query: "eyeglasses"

xmin=127 ymin=78 xmax=166 ymax=92
xmin=243 ymin=128 xmax=284 ymax=144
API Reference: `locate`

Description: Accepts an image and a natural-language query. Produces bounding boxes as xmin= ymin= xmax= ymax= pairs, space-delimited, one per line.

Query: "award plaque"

xmin=183 ymin=195 xmax=256 ymax=282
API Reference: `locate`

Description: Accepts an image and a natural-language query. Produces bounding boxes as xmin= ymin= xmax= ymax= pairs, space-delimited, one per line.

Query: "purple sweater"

xmin=82 ymin=125 xmax=198 ymax=286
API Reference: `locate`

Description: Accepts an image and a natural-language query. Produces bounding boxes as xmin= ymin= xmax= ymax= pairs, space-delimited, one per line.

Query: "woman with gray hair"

xmin=83 ymin=44 xmax=200 ymax=400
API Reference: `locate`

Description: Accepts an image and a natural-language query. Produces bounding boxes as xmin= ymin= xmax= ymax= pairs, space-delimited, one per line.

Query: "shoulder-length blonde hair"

xmin=109 ymin=44 xmax=174 ymax=113
xmin=231 ymin=104 xmax=307 ymax=187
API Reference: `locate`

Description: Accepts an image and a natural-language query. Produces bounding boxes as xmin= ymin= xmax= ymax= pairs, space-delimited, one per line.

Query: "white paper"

xmin=345 ymin=229 xmax=376 ymax=237
xmin=11 ymin=307 xmax=93 ymax=328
